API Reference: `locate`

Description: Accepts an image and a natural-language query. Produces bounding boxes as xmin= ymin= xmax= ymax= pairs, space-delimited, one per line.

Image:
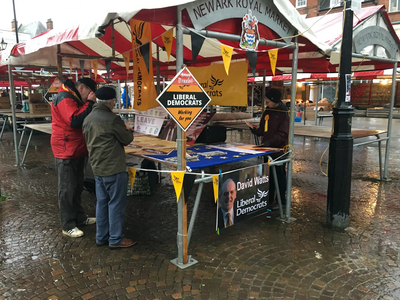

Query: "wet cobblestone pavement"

xmin=1 ymin=117 xmax=400 ymax=299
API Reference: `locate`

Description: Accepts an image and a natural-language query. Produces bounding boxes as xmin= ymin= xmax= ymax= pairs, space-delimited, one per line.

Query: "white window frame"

xmin=330 ymin=0 xmax=340 ymax=7
xmin=389 ymin=0 xmax=400 ymax=12
xmin=296 ymin=0 xmax=307 ymax=8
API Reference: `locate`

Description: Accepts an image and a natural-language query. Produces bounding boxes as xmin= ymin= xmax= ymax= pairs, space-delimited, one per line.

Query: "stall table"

xmin=0 ymin=111 xmax=52 ymax=141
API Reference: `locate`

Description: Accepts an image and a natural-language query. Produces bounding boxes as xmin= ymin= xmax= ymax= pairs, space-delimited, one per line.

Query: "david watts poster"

xmin=217 ymin=164 xmax=269 ymax=229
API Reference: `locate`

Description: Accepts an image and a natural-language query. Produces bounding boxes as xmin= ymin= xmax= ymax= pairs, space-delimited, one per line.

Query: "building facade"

xmin=289 ymin=0 xmax=400 ymax=26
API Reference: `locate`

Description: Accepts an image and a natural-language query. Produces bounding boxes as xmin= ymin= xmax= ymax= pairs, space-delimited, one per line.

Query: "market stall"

xmin=5 ymin=0 xmax=400 ymax=268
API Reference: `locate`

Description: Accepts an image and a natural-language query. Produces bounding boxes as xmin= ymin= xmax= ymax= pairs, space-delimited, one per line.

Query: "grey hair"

xmin=96 ymin=98 xmax=114 ymax=103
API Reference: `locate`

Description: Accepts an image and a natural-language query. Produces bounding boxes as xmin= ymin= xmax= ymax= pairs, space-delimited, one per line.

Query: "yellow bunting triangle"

xmin=128 ymin=168 xmax=137 ymax=191
xmin=220 ymin=44 xmax=233 ymax=75
xmin=162 ymin=29 xmax=174 ymax=62
xmin=212 ymin=175 xmax=219 ymax=203
xmin=122 ymin=52 xmax=130 ymax=78
xmin=171 ymin=172 xmax=185 ymax=203
xmin=91 ymin=60 xmax=98 ymax=80
xmin=68 ymin=58 xmax=73 ymax=74
xmin=268 ymin=49 xmax=278 ymax=76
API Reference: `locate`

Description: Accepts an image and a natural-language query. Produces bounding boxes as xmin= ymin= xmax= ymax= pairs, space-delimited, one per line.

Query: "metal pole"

xmin=285 ymin=36 xmax=298 ymax=222
xmin=313 ymin=85 xmax=319 ymax=126
xmin=262 ymin=70 xmax=266 ymax=112
xmin=8 ymin=64 xmax=20 ymax=166
xmin=156 ymin=45 xmax=161 ymax=95
xmin=327 ymin=0 xmax=355 ymax=230
xmin=251 ymin=84 xmax=254 ymax=117
xmin=12 ymin=0 xmax=19 ymax=43
xmin=383 ymin=61 xmax=397 ymax=180
xmin=117 ymin=80 xmax=121 ymax=115
xmin=181 ymin=28 xmax=295 ymax=49
xmin=172 ymin=5 xmax=191 ymax=268
xmin=111 ymin=22 xmax=115 ymax=57
xmin=57 ymin=45 xmax=63 ymax=81
xmin=187 ymin=171 xmax=205 ymax=246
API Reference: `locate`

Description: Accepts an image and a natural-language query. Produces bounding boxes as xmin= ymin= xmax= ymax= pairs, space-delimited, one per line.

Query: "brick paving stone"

xmin=2 ymin=119 xmax=400 ymax=299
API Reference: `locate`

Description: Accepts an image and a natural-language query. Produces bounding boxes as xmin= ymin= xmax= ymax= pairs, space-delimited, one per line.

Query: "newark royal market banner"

xmin=189 ymin=61 xmax=248 ymax=106
xmin=217 ymin=163 xmax=270 ymax=230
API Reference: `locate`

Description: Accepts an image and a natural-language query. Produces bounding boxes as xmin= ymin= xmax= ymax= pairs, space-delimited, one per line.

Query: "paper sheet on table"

xmin=244 ymin=120 xmax=255 ymax=128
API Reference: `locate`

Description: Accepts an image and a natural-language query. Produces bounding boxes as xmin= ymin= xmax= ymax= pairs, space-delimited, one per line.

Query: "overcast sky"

xmin=0 ymin=0 xmax=96 ymax=31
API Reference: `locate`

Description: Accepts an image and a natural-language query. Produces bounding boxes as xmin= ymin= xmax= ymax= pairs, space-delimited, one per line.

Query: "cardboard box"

xmin=0 ymin=102 xmax=11 ymax=109
xmin=0 ymin=96 xmax=10 ymax=103
xmin=305 ymin=107 xmax=316 ymax=121
xmin=28 ymin=102 xmax=51 ymax=114
xmin=29 ymin=93 xmax=44 ymax=102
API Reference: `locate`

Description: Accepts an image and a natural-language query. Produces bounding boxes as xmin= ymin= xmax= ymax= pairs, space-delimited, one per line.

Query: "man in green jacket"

xmin=82 ymin=86 xmax=135 ymax=249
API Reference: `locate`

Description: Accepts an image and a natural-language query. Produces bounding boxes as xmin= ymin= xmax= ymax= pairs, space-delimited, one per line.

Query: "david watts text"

xmin=236 ymin=175 xmax=269 ymax=216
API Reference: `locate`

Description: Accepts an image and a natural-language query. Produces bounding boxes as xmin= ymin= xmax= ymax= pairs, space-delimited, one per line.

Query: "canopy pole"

xmin=171 ymin=6 xmax=197 ymax=269
xmin=156 ymin=45 xmax=161 ymax=95
xmin=383 ymin=61 xmax=397 ymax=180
xmin=8 ymin=64 xmax=20 ymax=166
xmin=111 ymin=22 xmax=115 ymax=57
xmin=181 ymin=28 xmax=295 ymax=49
xmin=57 ymin=45 xmax=62 ymax=81
xmin=251 ymin=84 xmax=254 ymax=117
xmin=262 ymin=70 xmax=266 ymax=112
xmin=282 ymin=36 xmax=298 ymax=223
xmin=117 ymin=80 xmax=121 ymax=115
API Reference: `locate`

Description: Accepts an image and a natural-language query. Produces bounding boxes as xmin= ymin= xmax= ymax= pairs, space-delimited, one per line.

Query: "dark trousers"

xmin=264 ymin=156 xmax=287 ymax=205
xmin=56 ymin=157 xmax=87 ymax=231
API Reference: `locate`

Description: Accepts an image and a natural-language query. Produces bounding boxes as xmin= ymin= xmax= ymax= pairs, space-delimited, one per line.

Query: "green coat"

xmin=83 ymin=103 xmax=133 ymax=177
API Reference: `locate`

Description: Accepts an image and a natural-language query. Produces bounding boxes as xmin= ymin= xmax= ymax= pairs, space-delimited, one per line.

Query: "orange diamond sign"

xmin=45 ymin=77 xmax=62 ymax=103
xmin=156 ymin=67 xmax=211 ymax=132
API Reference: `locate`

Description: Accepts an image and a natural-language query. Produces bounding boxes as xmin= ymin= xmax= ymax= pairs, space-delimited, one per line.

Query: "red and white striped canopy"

xmin=1 ymin=2 xmax=399 ymax=80
xmin=1 ymin=0 xmax=332 ymax=79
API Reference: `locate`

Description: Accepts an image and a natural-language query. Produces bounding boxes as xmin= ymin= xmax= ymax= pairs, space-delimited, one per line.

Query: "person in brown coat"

xmin=251 ymin=88 xmax=289 ymax=209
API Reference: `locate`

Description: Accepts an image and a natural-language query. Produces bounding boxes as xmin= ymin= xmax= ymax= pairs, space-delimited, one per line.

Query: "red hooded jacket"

xmin=50 ymin=82 xmax=94 ymax=159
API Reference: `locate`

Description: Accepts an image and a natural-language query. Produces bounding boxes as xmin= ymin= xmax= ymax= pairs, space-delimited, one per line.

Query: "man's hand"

xmin=87 ymin=91 xmax=96 ymax=102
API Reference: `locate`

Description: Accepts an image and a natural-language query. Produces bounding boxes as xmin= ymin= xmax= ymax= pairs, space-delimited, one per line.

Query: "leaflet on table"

xmin=134 ymin=107 xmax=168 ymax=118
xmin=124 ymin=135 xmax=176 ymax=154
xmin=165 ymin=153 xmax=199 ymax=163
xmin=134 ymin=115 xmax=164 ymax=136
xmin=244 ymin=120 xmax=255 ymax=128
xmin=159 ymin=112 xmax=215 ymax=146
xmin=210 ymin=143 xmax=262 ymax=154
xmin=196 ymin=151 xmax=227 ymax=157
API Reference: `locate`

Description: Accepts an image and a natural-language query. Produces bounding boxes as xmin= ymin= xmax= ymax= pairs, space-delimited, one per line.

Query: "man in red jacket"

xmin=51 ymin=78 xmax=97 ymax=238
xmin=251 ymin=88 xmax=289 ymax=209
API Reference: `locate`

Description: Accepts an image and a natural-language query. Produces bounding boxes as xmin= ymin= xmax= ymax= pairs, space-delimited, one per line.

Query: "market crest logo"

xmin=200 ymin=75 xmax=225 ymax=97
